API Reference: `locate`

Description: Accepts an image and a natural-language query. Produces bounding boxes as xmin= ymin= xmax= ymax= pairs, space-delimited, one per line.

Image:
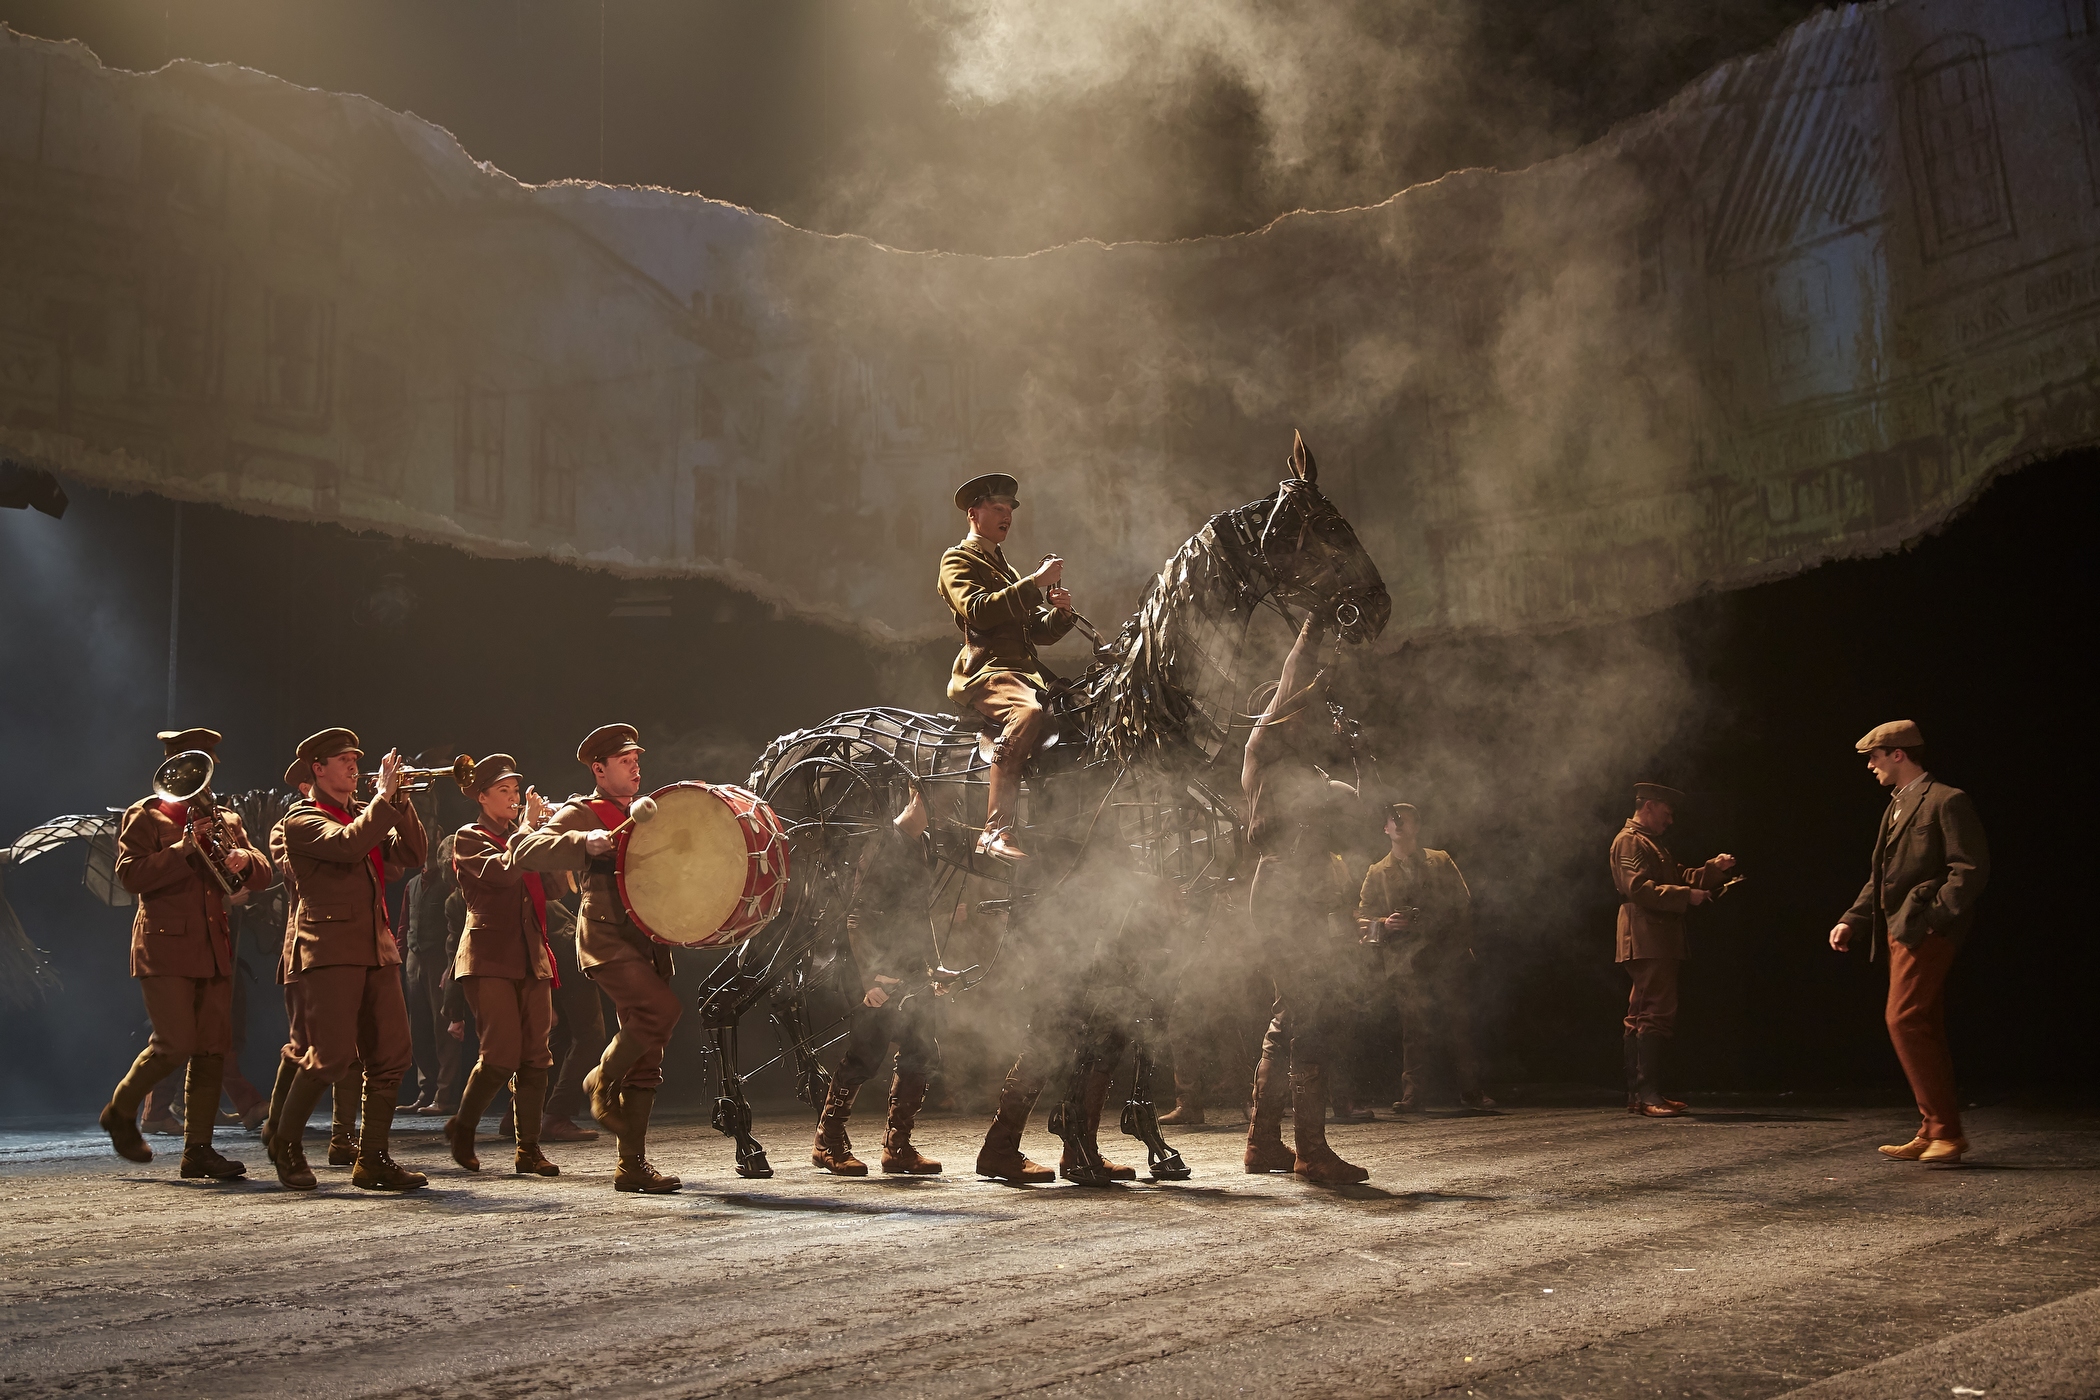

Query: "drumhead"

xmin=619 ymin=783 xmax=752 ymax=947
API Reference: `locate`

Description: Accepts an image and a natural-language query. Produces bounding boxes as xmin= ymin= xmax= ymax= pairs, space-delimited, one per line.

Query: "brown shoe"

xmin=352 ymin=1153 xmax=428 ymax=1191
xmin=812 ymin=1079 xmax=868 ymax=1175
xmin=100 ymin=1102 xmax=153 ymax=1164
xmin=141 ymin=1110 xmax=182 ymax=1137
xmin=515 ymin=1145 xmax=561 ymax=1177
xmin=615 ymin=1157 xmax=682 ymax=1192
xmin=1158 ymin=1099 xmax=1205 ymax=1127
xmin=445 ymin=1115 xmax=481 ymax=1171
xmin=1291 ymin=1064 xmax=1368 ymax=1185
xmin=179 ymin=1144 xmax=247 ymax=1180
xmin=614 ymin=1088 xmax=681 ymax=1192
xmin=880 ymin=1072 xmax=942 ymax=1174
xmin=1634 ymin=1101 xmax=1686 ymax=1118
xmin=269 ymin=1069 xmax=329 ymax=1190
xmin=328 ymin=1132 xmax=359 ymax=1166
xmin=583 ymin=1066 xmax=627 ymax=1137
xmin=976 ymin=1062 xmax=1054 ymax=1182
xmin=1918 ymin=1137 xmax=1968 ymax=1163
xmin=539 ymin=1113 xmax=599 ymax=1142
xmin=1244 ymin=1056 xmax=1295 ymax=1173
xmin=1878 ymin=1136 xmax=1930 ymax=1160
xmin=273 ymin=1138 xmax=319 ymax=1190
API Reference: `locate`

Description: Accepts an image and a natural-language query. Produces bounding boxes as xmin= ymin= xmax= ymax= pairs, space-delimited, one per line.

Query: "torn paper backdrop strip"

xmin=2 ymin=2 xmax=2095 ymax=646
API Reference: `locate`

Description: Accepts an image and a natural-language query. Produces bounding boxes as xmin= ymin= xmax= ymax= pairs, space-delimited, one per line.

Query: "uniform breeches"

xmin=1886 ymin=933 xmax=1962 ymax=1140
xmin=835 ymin=996 xmax=938 ymax=1088
xmin=139 ymin=975 xmax=233 ymax=1061
xmin=1622 ymin=956 xmax=1681 ymax=1037
xmin=283 ymin=964 xmax=413 ymax=1089
xmin=586 ymin=957 xmax=682 ymax=1092
xmin=968 ymin=673 xmax=1048 ymax=833
xmin=462 ymin=975 xmax=555 ymax=1071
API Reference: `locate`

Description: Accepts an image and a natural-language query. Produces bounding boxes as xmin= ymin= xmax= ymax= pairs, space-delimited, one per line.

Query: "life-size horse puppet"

xmin=702 ymin=434 xmax=1390 ymax=1180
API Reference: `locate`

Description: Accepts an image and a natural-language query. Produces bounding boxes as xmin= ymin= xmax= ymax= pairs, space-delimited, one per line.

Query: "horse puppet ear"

xmin=1288 ymin=430 xmax=1318 ymax=485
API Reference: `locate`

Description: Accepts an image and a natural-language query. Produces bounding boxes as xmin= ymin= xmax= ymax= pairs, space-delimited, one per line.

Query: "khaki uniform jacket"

xmin=939 ymin=536 xmax=1076 ymax=701
xmin=1841 ymin=776 xmax=1989 ymax=957
xmin=1611 ymin=819 xmax=1728 ymax=962
xmin=451 ymin=820 xmax=554 ymax=982
xmin=115 ymin=797 xmax=271 ymax=980
xmin=1357 ymin=847 xmax=1473 ymax=957
xmin=280 ymin=792 xmax=427 ymax=974
xmin=270 ymin=818 xmax=299 ymax=984
xmin=509 ymin=791 xmax=673 ymax=977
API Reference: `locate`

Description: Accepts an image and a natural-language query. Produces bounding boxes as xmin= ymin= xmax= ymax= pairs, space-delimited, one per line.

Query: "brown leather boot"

xmin=539 ymin=1113 xmax=599 ymax=1142
xmin=270 ymin=1069 xmax=329 ymax=1190
xmin=881 ymin=1072 xmax=942 ymax=1175
xmin=177 ymin=1055 xmax=245 ymax=1180
xmin=446 ymin=1061 xmax=512 ymax=1172
xmin=141 ymin=1075 xmax=183 ymax=1137
xmin=1632 ymin=1032 xmax=1686 ymax=1118
xmin=1060 ymin=1068 xmax=1136 ymax=1184
xmin=812 ymin=1078 xmax=867 ymax=1175
xmin=582 ymin=1064 xmax=627 ymax=1137
xmin=328 ymin=1064 xmax=364 ymax=1165
xmin=260 ymin=1053 xmax=296 ymax=1148
xmin=975 ymin=1064 xmax=1054 ymax=1183
xmin=614 ymin=1088 xmax=681 ymax=1192
xmin=351 ymin=1081 xmax=428 ymax=1191
xmin=1243 ymin=1055 xmax=1295 ymax=1173
xmin=101 ymin=1047 xmax=178 ymax=1164
xmin=510 ymin=1066 xmax=559 ymax=1175
xmin=1290 ymin=1064 xmax=1368 ymax=1185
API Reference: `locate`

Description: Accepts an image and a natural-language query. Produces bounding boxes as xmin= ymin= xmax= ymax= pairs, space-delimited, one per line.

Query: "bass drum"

xmin=616 ymin=782 xmax=790 ymax=949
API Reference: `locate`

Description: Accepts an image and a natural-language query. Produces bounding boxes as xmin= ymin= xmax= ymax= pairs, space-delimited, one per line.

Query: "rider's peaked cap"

xmin=954 ymin=473 xmax=1019 ymax=511
xmin=578 ymin=724 xmax=644 ymax=766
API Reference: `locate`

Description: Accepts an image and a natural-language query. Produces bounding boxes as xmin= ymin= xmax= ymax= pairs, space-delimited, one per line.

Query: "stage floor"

xmin=2 ymin=1100 xmax=2096 ymax=1398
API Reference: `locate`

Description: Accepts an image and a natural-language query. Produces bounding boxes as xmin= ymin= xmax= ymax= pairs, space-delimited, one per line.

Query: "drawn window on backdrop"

xmin=1902 ymin=35 xmax=2016 ymax=260
xmin=455 ymin=388 xmax=505 ymax=515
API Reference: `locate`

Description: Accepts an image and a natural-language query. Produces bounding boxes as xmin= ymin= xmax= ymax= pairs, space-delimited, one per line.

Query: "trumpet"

xmin=356 ymin=754 xmax=477 ymax=798
xmin=151 ymin=750 xmax=241 ymax=898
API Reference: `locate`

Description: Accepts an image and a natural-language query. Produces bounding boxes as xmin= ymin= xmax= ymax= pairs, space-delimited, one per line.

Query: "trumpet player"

xmin=267 ymin=729 xmax=429 ymax=1192
xmin=512 ymin=724 xmax=682 ymax=1193
xmin=100 ymin=727 xmax=271 ymax=1179
xmin=444 ymin=755 xmax=563 ymax=1177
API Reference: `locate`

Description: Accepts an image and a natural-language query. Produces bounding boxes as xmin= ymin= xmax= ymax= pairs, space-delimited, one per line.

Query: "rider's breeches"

xmin=967 ymin=672 xmax=1048 ymax=833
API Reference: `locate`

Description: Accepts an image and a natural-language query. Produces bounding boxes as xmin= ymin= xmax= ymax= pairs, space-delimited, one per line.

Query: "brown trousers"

xmin=1886 ymin=933 xmax=1962 ymax=1141
xmin=967 ymin=672 xmax=1048 ymax=833
xmin=283 ymin=963 xmax=414 ymax=1090
xmin=1622 ymin=956 xmax=1681 ymax=1036
xmin=405 ymin=946 xmax=464 ymax=1104
xmin=140 ymin=974 xmax=234 ymax=1060
xmin=585 ymin=956 xmax=682 ymax=1092
xmin=462 ymin=975 xmax=556 ymax=1070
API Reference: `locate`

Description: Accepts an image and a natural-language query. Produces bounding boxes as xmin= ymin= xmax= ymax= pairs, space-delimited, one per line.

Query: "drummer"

xmin=511 ymin=725 xmax=683 ymax=1194
xmin=444 ymin=755 xmax=563 ymax=1179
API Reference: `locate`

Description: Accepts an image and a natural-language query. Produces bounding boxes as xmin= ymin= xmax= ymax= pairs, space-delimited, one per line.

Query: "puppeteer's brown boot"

xmin=975 ymin=1064 xmax=1054 ymax=1183
xmin=881 ymin=1072 xmax=942 ymax=1175
xmin=350 ymin=1081 xmax=428 ymax=1191
xmin=1632 ymin=1032 xmax=1686 ymax=1118
xmin=328 ymin=1063 xmax=365 ymax=1166
xmin=812 ymin=1078 xmax=868 ymax=1175
xmin=1243 ymin=1055 xmax=1296 ymax=1173
xmin=511 ymin=1066 xmax=560 ymax=1176
xmin=101 ymin=1047 xmax=179 ymax=1164
xmin=446 ymin=1061 xmax=512 ymax=1172
xmin=270 ymin=1069 xmax=329 ymax=1191
xmin=582 ymin=1064 xmax=628 ymax=1137
xmin=1290 ymin=1064 xmax=1369 ymax=1185
xmin=260 ymin=1053 xmax=296 ymax=1146
xmin=1060 ymin=1067 xmax=1137 ymax=1184
xmin=1158 ymin=1064 xmax=1205 ymax=1126
xmin=141 ymin=1076 xmax=183 ymax=1137
xmin=178 ymin=1054 xmax=246 ymax=1180
xmin=614 ymin=1088 xmax=682 ymax=1193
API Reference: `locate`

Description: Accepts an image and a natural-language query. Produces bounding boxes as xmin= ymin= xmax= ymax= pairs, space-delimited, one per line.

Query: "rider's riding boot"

xmin=1243 ymin=1054 xmax=1296 ymax=1173
xmin=614 ymin=1088 xmax=682 ymax=1193
xmin=350 ymin=1080 xmax=428 ymax=1191
xmin=975 ymin=1064 xmax=1054 ymax=1183
xmin=260 ymin=1053 xmax=296 ymax=1150
xmin=812 ymin=1077 xmax=868 ymax=1175
xmin=1061 ymin=1067 xmax=1136 ymax=1183
xmin=101 ymin=1047 xmax=179 ymax=1164
xmin=1290 ymin=1063 xmax=1369 ymax=1185
xmin=178 ymin=1054 xmax=246 ymax=1180
xmin=975 ymin=825 xmax=1029 ymax=862
xmin=447 ymin=1060 xmax=511 ymax=1171
xmin=881 ymin=1071 xmax=942 ymax=1175
xmin=328 ymin=1062 xmax=364 ymax=1166
xmin=511 ymin=1066 xmax=560 ymax=1176
xmin=1632 ymin=1032 xmax=1687 ymax=1117
xmin=269 ymin=1069 xmax=330 ymax=1190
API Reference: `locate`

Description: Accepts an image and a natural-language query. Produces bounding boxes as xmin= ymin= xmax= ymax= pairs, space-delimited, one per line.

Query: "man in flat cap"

xmin=98 ymin=727 xmax=272 ymax=1179
xmin=266 ymin=729 xmax=429 ymax=1192
xmin=1828 ymin=722 xmax=1989 ymax=1164
xmin=511 ymin=724 xmax=682 ymax=1192
xmin=1611 ymin=783 xmax=1735 ymax=1118
xmin=938 ymin=473 xmax=1076 ymax=861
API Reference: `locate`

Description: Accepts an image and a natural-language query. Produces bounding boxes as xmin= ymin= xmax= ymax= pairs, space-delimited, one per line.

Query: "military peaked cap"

xmin=1634 ymin=783 xmax=1686 ymax=807
xmin=295 ymin=728 xmax=363 ymax=765
xmin=157 ymin=727 xmax=222 ymax=756
xmin=954 ymin=473 xmax=1019 ymax=511
xmin=577 ymin=724 xmax=644 ymax=766
xmin=462 ymin=753 xmax=523 ymax=796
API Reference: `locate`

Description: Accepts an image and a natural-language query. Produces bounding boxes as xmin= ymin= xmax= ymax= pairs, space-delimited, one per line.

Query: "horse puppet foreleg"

xmin=698 ymin=969 xmax=774 ymax=1180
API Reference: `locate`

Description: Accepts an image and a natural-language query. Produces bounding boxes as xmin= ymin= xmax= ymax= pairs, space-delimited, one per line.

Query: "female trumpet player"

xmin=445 ymin=755 xmax=563 ymax=1176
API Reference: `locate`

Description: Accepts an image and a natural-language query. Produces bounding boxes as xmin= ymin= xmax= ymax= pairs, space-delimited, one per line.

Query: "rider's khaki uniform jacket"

xmin=938 ymin=535 xmax=1075 ymax=701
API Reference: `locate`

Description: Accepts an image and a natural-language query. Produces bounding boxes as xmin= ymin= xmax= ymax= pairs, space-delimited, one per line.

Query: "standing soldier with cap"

xmin=938 ymin=472 xmax=1077 ymax=861
xmin=1612 ymin=783 xmax=1735 ymax=1117
xmin=1827 ymin=722 xmax=1989 ymax=1164
xmin=445 ymin=755 xmax=563 ymax=1177
xmin=267 ymin=729 xmax=429 ymax=1191
xmin=511 ymin=725 xmax=683 ymax=1193
xmin=99 ymin=727 xmax=272 ymax=1178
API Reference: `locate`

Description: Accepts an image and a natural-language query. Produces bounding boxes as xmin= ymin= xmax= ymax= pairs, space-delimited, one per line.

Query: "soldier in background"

xmin=403 ymin=836 xmax=462 ymax=1115
xmin=540 ymin=881 xmax=603 ymax=1141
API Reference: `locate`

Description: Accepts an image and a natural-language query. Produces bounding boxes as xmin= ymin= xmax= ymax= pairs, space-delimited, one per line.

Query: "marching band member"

xmin=511 ymin=725 xmax=682 ymax=1193
xmin=444 ymin=755 xmax=562 ymax=1177
xmin=100 ymin=728 xmax=271 ymax=1179
xmin=266 ymin=729 xmax=429 ymax=1192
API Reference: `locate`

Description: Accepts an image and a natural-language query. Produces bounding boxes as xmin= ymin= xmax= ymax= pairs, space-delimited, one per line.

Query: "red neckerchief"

xmin=463 ymin=821 xmax=559 ymax=988
xmin=313 ymin=796 xmax=391 ymax=934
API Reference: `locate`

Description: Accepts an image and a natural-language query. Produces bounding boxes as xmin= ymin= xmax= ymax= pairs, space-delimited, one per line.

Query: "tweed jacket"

xmin=280 ymin=791 xmax=427 ymax=973
xmin=938 ymin=535 xmax=1076 ymax=701
xmin=1841 ymin=776 xmax=1989 ymax=957
xmin=1611 ymin=819 xmax=1728 ymax=962
xmin=115 ymin=796 xmax=271 ymax=980
xmin=509 ymin=790 xmax=673 ymax=977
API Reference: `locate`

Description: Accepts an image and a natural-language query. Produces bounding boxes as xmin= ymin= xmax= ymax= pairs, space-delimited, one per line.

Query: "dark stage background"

xmin=2 ymin=450 xmax=2090 ymax=1116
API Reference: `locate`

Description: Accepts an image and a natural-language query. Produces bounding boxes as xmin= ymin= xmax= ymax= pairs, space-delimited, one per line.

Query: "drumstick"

xmin=607 ymin=795 xmax=659 ymax=838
